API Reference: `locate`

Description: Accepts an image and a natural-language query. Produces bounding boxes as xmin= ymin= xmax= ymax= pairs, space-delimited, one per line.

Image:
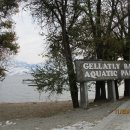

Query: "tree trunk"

xmin=95 ymin=81 xmax=106 ymax=101
xmin=94 ymin=0 xmax=106 ymax=101
xmin=63 ymin=33 xmax=79 ymax=108
xmin=100 ymin=82 xmax=106 ymax=100
xmin=124 ymin=0 xmax=130 ymax=97
xmin=107 ymin=80 xmax=113 ymax=101
xmin=123 ymin=43 xmax=130 ymax=97
xmin=95 ymin=81 xmax=101 ymax=101
xmin=95 ymin=0 xmax=105 ymax=101
xmin=61 ymin=8 xmax=79 ymax=107
xmin=62 ymin=33 xmax=79 ymax=108
xmin=124 ymin=79 xmax=130 ymax=96
xmin=115 ymin=80 xmax=119 ymax=100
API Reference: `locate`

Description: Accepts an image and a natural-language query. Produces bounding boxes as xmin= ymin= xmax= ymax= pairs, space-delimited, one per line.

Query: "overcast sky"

xmin=13 ymin=7 xmax=47 ymax=64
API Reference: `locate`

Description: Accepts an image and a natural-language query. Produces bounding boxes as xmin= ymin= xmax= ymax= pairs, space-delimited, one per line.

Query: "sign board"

xmin=75 ymin=60 xmax=130 ymax=82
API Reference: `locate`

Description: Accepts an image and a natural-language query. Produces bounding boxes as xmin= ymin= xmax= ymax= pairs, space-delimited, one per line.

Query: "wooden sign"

xmin=75 ymin=60 xmax=130 ymax=82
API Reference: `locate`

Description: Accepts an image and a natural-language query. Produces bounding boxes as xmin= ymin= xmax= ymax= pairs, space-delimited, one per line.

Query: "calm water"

xmin=0 ymin=75 xmax=124 ymax=103
xmin=0 ymin=74 xmax=71 ymax=103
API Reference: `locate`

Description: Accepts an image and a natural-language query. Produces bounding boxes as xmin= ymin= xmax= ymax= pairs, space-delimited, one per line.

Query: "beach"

xmin=0 ymin=99 xmax=127 ymax=130
xmin=0 ymin=75 xmax=126 ymax=129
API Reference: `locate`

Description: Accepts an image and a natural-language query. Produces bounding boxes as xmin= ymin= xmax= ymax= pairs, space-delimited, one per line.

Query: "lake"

xmin=0 ymin=74 xmax=124 ymax=103
xmin=0 ymin=74 xmax=72 ymax=103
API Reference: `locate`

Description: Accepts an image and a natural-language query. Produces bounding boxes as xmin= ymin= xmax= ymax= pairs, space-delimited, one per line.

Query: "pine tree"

xmin=0 ymin=0 xmax=19 ymax=80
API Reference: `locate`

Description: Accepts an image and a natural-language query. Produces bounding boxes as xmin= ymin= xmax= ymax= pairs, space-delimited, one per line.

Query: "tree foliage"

xmin=31 ymin=58 xmax=69 ymax=94
xmin=0 ymin=0 xmax=19 ymax=80
xmin=31 ymin=31 xmax=68 ymax=94
xmin=26 ymin=0 xmax=85 ymax=108
xmin=27 ymin=0 xmax=130 ymax=105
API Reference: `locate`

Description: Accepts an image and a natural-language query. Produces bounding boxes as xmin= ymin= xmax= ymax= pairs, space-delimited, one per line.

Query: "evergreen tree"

xmin=0 ymin=0 xmax=19 ymax=80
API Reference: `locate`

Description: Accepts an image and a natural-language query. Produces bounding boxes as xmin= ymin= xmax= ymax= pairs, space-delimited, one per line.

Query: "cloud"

xmin=13 ymin=6 xmax=47 ymax=64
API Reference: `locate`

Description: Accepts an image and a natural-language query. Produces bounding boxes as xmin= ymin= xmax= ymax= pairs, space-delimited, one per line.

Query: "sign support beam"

xmin=80 ymin=82 xmax=88 ymax=109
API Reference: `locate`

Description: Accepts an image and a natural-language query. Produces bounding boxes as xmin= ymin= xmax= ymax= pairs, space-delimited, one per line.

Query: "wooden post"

xmin=84 ymin=82 xmax=89 ymax=108
xmin=80 ymin=82 xmax=84 ymax=107
xmin=80 ymin=82 xmax=88 ymax=109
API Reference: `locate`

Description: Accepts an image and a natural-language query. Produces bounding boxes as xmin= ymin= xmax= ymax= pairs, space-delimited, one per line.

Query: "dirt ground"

xmin=0 ymin=100 xmax=127 ymax=130
xmin=0 ymin=101 xmax=73 ymax=121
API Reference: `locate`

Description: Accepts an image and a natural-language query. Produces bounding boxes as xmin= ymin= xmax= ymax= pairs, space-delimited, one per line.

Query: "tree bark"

xmin=107 ymin=80 xmax=113 ymax=101
xmin=95 ymin=81 xmax=101 ymax=101
xmin=62 ymin=31 xmax=79 ymax=108
xmin=61 ymin=3 xmax=79 ymax=108
xmin=115 ymin=80 xmax=119 ymax=100
xmin=94 ymin=0 xmax=106 ymax=101
xmin=64 ymin=33 xmax=79 ymax=108
xmin=95 ymin=81 xmax=106 ymax=101
xmin=100 ymin=82 xmax=106 ymax=100
xmin=124 ymin=79 xmax=130 ymax=96
xmin=124 ymin=0 xmax=130 ymax=97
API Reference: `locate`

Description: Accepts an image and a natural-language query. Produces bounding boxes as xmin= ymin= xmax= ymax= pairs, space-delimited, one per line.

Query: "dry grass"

xmin=0 ymin=101 xmax=73 ymax=121
xmin=0 ymin=98 xmax=127 ymax=122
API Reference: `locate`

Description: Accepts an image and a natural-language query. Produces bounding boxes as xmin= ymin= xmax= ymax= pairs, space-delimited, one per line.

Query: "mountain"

xmin=7 ymin=61 xmax=36 ymax=75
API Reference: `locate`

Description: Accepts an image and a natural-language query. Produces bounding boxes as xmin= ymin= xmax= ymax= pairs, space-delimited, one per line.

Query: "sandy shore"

xmin=0 ymin=101 xmax=73 ymax=121
xmin=0 ymin=100 xmax=127 ymax=130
